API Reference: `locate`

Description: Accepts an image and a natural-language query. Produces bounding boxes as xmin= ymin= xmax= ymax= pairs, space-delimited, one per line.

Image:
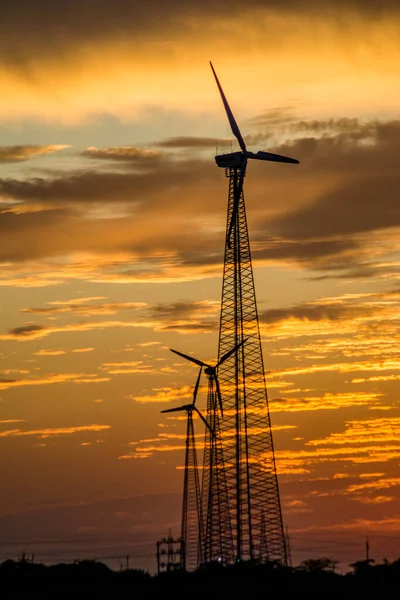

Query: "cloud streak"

xmin=1 ymin=300 xmax=220 ymax=342
xmin=0 ymin=372 xmax=110 ymax=391
xmin=2 ymin=119 xmax=400 ymax=285
xmin=0 ymin=145 xmax=69 ymax=163
xmin=0 ymin=424 xmax=111 ymax=438
xmin=82 ymin=146 xmax=165 ymax=162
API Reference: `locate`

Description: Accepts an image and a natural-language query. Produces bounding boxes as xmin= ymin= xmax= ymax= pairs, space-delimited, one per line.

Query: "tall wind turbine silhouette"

xmin=161 ymin=367 xmax=211 ymax=571
xmin=210 ymin=62 xmax=299 ymax=565
xmin=210 ymin=62 xmax=298 ymax=247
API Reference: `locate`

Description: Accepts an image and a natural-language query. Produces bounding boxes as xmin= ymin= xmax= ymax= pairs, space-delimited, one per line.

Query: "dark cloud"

xmin=82 ymin=146 xmax=165 ymax=162
xmin=270 ymin=175 xmax=400 ymax=240
xmin=273 ymin=119 xmax=400 ymax=169
xmin=247 ymin=106 xmax=299 ymax=128
xmin=0 ymin=145 xmax=68 ymax=163
xmin=260 ymin=301 xmax=377 ymax=325
xmin=1 ymin=1 xmax=396 ymax=35
xmin=1 ymin=118 xmax=400 ymax=279
xmin=150 ymin=301 xmax=217 ymax=318
xmin=0 ymin=159 xmax=217 ymax=204
xmin=0 ymin=1 xmax=398 ymax=64
xmin=159 ymin=322 xmax=216 ymax=333
xmin=0 ymin=158 xmax=228 ymax=264
xmin=9 ymin=324 xmax=46 ymax=338
xmin=310 ymin=262 xmax=400 ymax=281
xmin=253 ymin=239 xmax=357 ymax=264
xmin=263 ymin=121 xmax=400 ymax=243
xmin=249 ymin=115 xmax=372 ymax=137
xmin=286 ymin=118 xmax=364 ymax=135
xmin=0 ymin=208 xmax=79 ymax=261
xmin=147 ymin=301 xmax=218 ymax=332
xmin=20 ymin=302 xmax=144 ymax=316
xmin=5 ymin=301 xmax=218 ymax=338
xmin=254 ymin=120 xmax=400 ymax=240
xmin=153 ymin=137 xmax=232 ymax=149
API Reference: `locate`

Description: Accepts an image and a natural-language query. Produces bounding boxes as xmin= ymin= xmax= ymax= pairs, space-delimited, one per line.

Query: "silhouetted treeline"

xmin=2 ymin=555 xmax=400 ymax=598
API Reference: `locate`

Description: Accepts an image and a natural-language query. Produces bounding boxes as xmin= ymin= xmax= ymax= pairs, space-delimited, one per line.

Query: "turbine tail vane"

xmin=210 ymin=61 xmax=247 ymax=153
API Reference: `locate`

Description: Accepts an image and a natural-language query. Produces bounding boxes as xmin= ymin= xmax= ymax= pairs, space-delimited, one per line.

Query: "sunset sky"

xmin=2 ymin=0 xmax=400 ymax=574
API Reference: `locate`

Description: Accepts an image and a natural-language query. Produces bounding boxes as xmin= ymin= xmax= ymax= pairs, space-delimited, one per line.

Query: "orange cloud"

xmin=307 ymin=417 xmax=400 ymax=447
xmin=346 ymin=477 xmax=400 ymax=494
xmin=0 ymin=424 xmax=110 ymax=438
xmin=132 ymin=386 xmax=201 ymax=404
xmin=118 ymin=444 xmax=187 ymax=460
xmin=83 ymin=146 xmax=165 ymax=162
xmin=1 ymin=5 xmax=400 ymax=124
xmin=273 ymin=359 xmax=400 ymax=379
xmin=34 ymin=349 xmax=67 ymax=356
xmin=21 ymin=301 xmax=146 ymax=316
xmin=0 ymin=145 xmax=69 ymax=162
xmin=270 ymin=391 xmax=383 ymax=413
xmin=100 ymin=361 xmax=157 ymax=375
xmin=0 ymin=372 xmax=110 ymax=391
xmin=72 ymin=347 xmax=95 ymax=353
xmin=275 ymin=444 xmax=400 ymax=475
xmin=34 ymin=347 xmax=94 ymax=356
xmin=353 ymin=495 xmax=395 ymax=504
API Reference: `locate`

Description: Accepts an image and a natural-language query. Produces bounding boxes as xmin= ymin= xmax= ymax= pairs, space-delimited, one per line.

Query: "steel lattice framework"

xmin=216 ymin=167 xmax=287 ymax=564
xmin=201 ymin=374 xmax=234 ymax=564
xmin=181 ymin=410 xmax=204 ymax=571
xmin=161 ymin=62 xmax=297 ymax=572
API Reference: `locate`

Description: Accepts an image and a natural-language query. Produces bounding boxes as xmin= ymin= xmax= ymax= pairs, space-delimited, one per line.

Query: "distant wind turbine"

xmin=161 ymin=366 xmax=209 ymax=570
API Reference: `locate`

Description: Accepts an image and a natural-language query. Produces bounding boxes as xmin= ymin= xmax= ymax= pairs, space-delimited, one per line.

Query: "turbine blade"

xmin=251 ymin=150 xmax=299 ymax=164
xmin=217 ymin=338 xmax=246 ymax=367
xmin=227 ymin=161 xmax=247 ymax=248
xmin=161 ymin=404 xmax=193 ymax=414
xmin=210 ymin=61 xmax=246 ymax=153
xmin=170 ymin=348 xmax=206 ymax=368
xmin=195 ymin=406 xmax=215 ymax=436
xmin=214 ymin=376 xmax=224 ymax=417
xmin=193 ymin=366 xmax=202 ymax=405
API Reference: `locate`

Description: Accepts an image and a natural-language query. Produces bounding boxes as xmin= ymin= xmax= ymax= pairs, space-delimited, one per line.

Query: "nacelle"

xmin=215 ymin=151 xmax=243 ymax=169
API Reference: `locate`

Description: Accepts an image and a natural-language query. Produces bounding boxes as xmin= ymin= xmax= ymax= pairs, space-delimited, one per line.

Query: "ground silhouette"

xmin=2 ymin=555 xmax=400 ymax=598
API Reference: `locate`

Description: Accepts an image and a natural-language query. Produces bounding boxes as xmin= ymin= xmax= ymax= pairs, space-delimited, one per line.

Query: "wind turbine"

xmin=209 ymin=62 xmax=299 ymax=565
xmin=210 ymin=62 xmax=298 ymax=247
xmin=161 ymin=367 xmax=210 ymax=571
xmin=169 ymin=341 xmax=245 ymax=565
xmin=169 ymin=340 xmax=245 ymax=416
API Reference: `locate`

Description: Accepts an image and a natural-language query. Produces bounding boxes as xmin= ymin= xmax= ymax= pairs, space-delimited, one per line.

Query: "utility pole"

xmin=156 ymin=529 xmax=184 ymax=574
xmin=156 ymin=541 xmax=161 ymax=575
xmin=285 ymin=526 xmax=292 ymax=568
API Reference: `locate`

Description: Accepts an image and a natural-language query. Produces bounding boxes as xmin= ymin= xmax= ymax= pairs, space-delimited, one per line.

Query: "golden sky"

xmin=1 ymin=0 xmax=400 ymax=573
